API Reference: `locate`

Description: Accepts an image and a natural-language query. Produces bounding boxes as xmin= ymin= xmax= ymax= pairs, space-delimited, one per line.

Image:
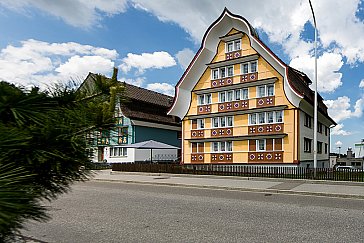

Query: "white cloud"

xmin=119 ymin=77 xmax=145 ymax=87
xmin=0 ymin=39 xmax=117 ymax=88
xmin=324 ymin=96 xmax=364 ymax=123
xmin=335 ymin=140 xmax=343 ymax=147
xmin=146 ymin=82 xmax=175 ymax=96
xmin=175 ymin=48 xmax=195 ymax=70
xmin=331 ymin=124 xmax=352 ymax=136
xmin=0 ymin=0 xmax=128 ymax=28
xmin=119 ymin=51 xmax=176 ymax=74
xmin=359 ymin=79 xmax=364 ymax=88
xmin=290 ymin=52 xmax=344 ymax=93
xmin=132 ymin=0 xmax=364 ymax=65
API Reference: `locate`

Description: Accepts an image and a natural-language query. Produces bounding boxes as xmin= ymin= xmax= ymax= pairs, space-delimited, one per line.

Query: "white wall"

xmin=299 ymin=107 xmax=330 ymax=163
xmin=103 ymin=147 xmax=178 ymax=163
xmin=355 ymin=144 xmax=364 ymax=158
xmin=104 ymin=147 xmax=135 ymax=163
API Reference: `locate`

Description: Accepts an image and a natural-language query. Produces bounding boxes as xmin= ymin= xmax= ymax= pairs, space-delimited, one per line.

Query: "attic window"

xmin=226 ymin=39 xmax=241 ymax=53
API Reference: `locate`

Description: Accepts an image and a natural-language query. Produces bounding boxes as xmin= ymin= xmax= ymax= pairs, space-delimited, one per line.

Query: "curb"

xmin=93 ymin=178 xmax=364 ymax=200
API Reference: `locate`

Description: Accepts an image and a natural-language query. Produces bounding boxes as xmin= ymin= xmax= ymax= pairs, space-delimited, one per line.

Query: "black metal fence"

xmin=111 ymin=163 xmax=364 ymax=182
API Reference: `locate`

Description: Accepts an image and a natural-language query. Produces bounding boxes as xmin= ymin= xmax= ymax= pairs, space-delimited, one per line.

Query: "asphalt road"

xmin=22 ymin=181 xmax=364 ymax=243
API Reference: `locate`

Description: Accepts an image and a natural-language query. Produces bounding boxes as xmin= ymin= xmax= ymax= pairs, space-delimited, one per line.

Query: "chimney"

xmin=347 ymin=147 xmax=353 ymax=158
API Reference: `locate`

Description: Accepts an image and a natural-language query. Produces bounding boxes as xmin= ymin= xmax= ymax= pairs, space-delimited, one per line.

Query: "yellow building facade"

xmin=168 ymin=9 xmax=336 ymax=167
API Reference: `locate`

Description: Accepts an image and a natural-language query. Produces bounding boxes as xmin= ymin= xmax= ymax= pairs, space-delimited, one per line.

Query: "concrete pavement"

xmin=92 ymin=170 xmax=364 ymax=199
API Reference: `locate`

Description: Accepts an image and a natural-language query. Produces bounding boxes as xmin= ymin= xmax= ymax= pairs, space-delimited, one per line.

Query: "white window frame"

xmin=241 ymin=60 xmax=258 ymax=74
xmin=256 ymin=139 xmax=266 ymax=151
xmin=110 ymin=147 xmax=127 ymax=157
xmin=225 ymin=39 xmax=241 ymax=53
xmin=218 ymin=88 xmax=249 ymax=103
xmin=256 ymin=84 xmax=274 ymax=98
xmin=197 ymin=119 xmax=204 ymax=129
xmin=211 ymin=116 xmax=234 ymax=128
xmin=211 ymin=66 xmax=234 ymax=80
xmin=197 ymin=94 xmax=212 ymax=105
xmin=191 ymin=142 xmax=204 ymax=153
xmin=211 ymin=141 xmax=233 ymax=152
xmin=249 ymin=111 xmax=284 ymax=125
xmin=249 ymin=113 xmax=257 ymax=125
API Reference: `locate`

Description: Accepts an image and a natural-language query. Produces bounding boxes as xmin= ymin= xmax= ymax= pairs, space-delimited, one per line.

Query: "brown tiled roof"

xmin=121 ymin=82 xmax=173 ymax=107
xmin=85 ymin=73 xmax=180 ymax=127
xmin=119 ymin=82 xmax=180 ymax=126
xmin=287 ymin=67 xmax=330 ymax=117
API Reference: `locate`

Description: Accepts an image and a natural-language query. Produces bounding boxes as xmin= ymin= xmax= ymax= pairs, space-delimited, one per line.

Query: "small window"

xmin=267 ymin=84 xmax=274 ymax=96
xmin=218 ymin=92 xmax=226 ymax=103
xmin=235 ymin=89 xmax=241 ymax=100
xmin=220 ymin=142 xmax=226 ymax=152
xmin=267 ymin=112 xmax=274 ymax=123
xmin=226 ymin=39 xmax=241 ymax=53
xmin=212 ymin=69 xmax=219 ymax=80
xmin=325 ymin=143 xmax=328 ymax=154
xmin=220 ymin=117 xmax=226 ymax=127
xmin=197 ymin=94 xmax=211 ymax=105
xmin=234 ymin=40 xmax=241 ymax=51
xmin=257 ymin=139 xmax=266 ymax=151
xmin=275 ymin=111 xmax=283 ymax=123
xmin=227 ymin=116 xmax=233 ymax=127
xmin=258 ymin=113 xmax=265 ymax=124
xmin=318 ymin=123 xmax=323 ymax=133
xmin=227 ymin=42 xmax=234 ymax=52
xmin=304 ymin=113 xmax=312 ymax=128
xmin=226 ymin=141 xmax=233 ymax=151
xmin=318 ymin=141 xmax=323 ymax=154
xmin=242 ymin=88 xmax=249 ymax=100
xmin=242 ymin=63 xmax=249 ymax=74
xmin=205 ymin=94 xmax=211 ymax=104
xmin=304 ymin=138 xmax=312 ymax=153
xmin=213 ymin=142 xmax=219 ymax=152
xmin=197 ymin=119 xmax=204 ymax=129
xmin=212 ymin=117 xmax=219 ymax=128
xmin=227 ymin=91 xmax=233 ymax=102
xmin=198 ymin=95 xmax=205 ymax=105
xmin=227 ymin=66 xmax=234 ymax=77
xmin=258 ymin=86 xmax=266 ymax=98
xmin=249 ymin=114 xmax=257 ymax=125
xmin=220 ymin=68 xmax=226 ymax=78
xmin=325 ymin=126 xmax=328 ymax=136
xmin=250 ymin=61 xmax=257 ymax=73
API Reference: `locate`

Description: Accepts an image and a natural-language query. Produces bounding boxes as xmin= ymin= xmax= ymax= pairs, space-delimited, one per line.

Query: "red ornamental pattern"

xmin=248 ymin=124 xmax=284 ymax=135
xmin=256 ymin=96 xmax=275 ymax=107
xmin=248 ymin=152 xmax=283 ymax=163
xmin=210 ymin=78 xmax=234 ymax=88
xmin=240 ymin=72 xmax=258 ymax=83
xmin=191 ymin=130 xmax=204 ymax=138
xmin=211 ymin=128 xmax=234 ymax=137
xmin=218 ymin=101 xmax=249 ymax=112
xmin=191 ymin=153 xmax=204 ymax=163
xmin=210 ymin=153 xmax=233 ymax=163
xmin=197 ymin=105 xmax=211 ymax=114
xmin=225 ymin=50 xmax=241 ymax=60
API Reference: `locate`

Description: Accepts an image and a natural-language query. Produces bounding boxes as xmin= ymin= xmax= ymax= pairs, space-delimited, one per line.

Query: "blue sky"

xmin=0 ymin=0 xmax=363 ymax=153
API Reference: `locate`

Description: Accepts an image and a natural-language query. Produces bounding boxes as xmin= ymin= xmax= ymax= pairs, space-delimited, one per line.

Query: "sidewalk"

xmin=92 ymin=170 xmax=364 ymax=199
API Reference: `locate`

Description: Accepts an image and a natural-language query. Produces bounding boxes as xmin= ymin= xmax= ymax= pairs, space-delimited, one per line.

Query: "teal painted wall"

xmin=134 ymin=126 xmax=181 ymax=147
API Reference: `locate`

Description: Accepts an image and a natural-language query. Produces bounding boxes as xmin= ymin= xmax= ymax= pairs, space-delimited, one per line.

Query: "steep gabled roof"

xmin=84 ymin=73 xmax=180 ymax=127
xmin=168 ymin=8 xmax=335 ymax=125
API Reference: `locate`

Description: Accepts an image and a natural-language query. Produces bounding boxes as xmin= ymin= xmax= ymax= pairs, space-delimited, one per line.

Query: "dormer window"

xmin=226 ymin=39 xmax=241 ymax=53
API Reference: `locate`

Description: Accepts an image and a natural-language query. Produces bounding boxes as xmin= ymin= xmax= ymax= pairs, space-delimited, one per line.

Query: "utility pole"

xmin=309 ymin=0 xmax=318 ymax=175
